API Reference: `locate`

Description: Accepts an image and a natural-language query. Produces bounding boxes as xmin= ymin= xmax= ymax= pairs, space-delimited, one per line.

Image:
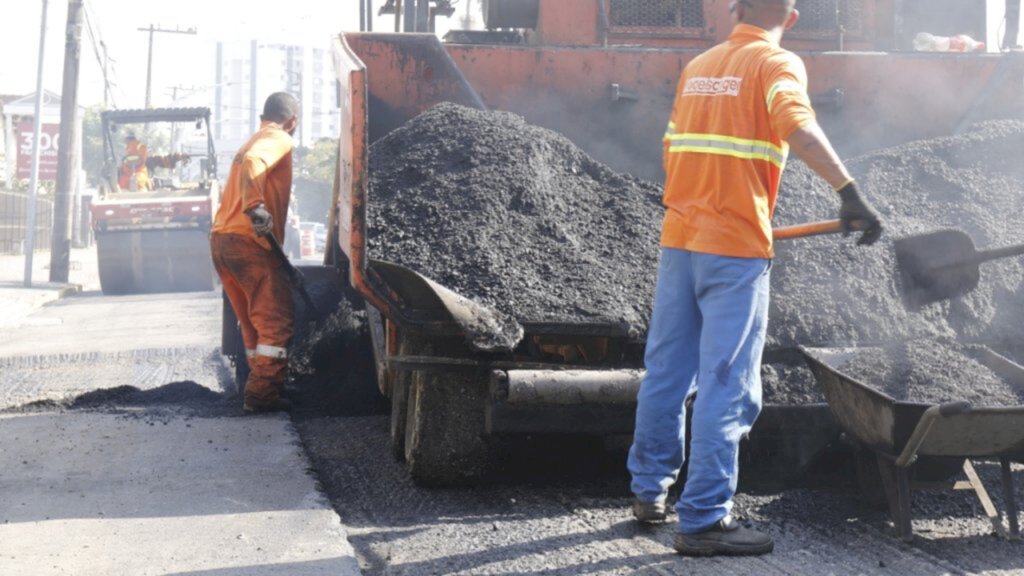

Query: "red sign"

xmin=16 ymin=119 xmax=61 ymax=182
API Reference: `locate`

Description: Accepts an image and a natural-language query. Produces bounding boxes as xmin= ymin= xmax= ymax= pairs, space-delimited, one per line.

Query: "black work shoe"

xmin=673 ymin=516 xmax=774 ymax=557
xmin=633 ymin=498 xmax=668 ymax=524
xmin=243 ymin=397 xmax=293 ymax=414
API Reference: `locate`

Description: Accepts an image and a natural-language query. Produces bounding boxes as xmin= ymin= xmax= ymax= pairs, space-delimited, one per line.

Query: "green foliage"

xmin=292 ymin=137 xmax=338 ymax=223
xmin=81 ymin=106 xmax=105 ymax=186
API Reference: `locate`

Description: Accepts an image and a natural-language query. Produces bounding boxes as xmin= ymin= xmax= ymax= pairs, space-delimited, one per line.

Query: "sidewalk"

xmin=0 ymin=247 xmax=100 ymax=328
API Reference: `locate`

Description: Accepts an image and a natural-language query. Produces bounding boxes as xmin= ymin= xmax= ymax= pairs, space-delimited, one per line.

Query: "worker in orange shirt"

xmin=628 ymin=0 xmax=882 ymax=556
xmin=118 ymin=133 xmax=150 ymax=191
xmin=210 ymin=92 xmax=300 ymax=413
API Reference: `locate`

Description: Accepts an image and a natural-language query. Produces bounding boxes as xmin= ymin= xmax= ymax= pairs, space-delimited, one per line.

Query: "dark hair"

xmin=261 ymin=92 xmax=300 ymax=123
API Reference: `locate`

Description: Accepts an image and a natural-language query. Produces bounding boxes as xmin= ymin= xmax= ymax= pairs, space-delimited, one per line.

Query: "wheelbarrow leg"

xmin=962 ymin=459 xmax=1009 ymax=539
xmin=1001 ymin=457 xmax=1020 ymax=538
xmin=877 ymin=455 xmax=914 ymax=541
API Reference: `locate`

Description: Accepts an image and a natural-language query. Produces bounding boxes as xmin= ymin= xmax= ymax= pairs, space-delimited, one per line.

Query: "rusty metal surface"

xmin=802 ymin=346 xmax=898 ymax=453
xmin=801 ymin=345 xmax=1024 ymax=459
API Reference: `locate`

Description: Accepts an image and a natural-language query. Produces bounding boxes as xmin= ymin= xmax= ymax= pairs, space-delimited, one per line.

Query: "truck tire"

xmin=389 ymin=331 xmax=426 ymax=462
xmin=390 ymin=371 xmax=410 ymax=461
xmin=403 ymin=368 xmax=490 ymax=486
xmin=221 ymin=291 xmax=248 ymax=395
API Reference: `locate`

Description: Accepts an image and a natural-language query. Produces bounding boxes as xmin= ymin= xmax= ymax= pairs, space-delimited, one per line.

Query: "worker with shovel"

xmin=210 ymin=92 xmax=300 ymax=414
xmin=628 ymin=0 xmax=883 ymax=557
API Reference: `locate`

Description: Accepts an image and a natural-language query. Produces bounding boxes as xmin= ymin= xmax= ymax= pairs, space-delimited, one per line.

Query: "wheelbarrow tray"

xmin=799 ymin=344 xmax=1024 ymax=540
xmin=799 ymin=345 xmax=1024 ymax=460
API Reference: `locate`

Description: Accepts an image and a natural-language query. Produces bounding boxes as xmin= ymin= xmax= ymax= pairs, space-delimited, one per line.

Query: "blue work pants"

xmin=628 ymin=248 xmax=770 ymax=533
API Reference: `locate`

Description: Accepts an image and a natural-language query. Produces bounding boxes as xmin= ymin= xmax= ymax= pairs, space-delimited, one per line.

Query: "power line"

xmin=137 ymin=24 xmax=198 ymax=108
xmin=81 ymin=3 xmax=115 ymax=107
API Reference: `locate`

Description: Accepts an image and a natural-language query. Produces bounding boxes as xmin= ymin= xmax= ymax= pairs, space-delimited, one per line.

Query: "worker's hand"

xmin=246 ymin=205 xmax=273 ymax=237
xmin=837 ymin=181 xmax=883 ymax=246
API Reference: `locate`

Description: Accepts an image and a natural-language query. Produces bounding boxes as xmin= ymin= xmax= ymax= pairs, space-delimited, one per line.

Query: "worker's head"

xmin=125 ymin=132 xmax=138 ymax=142
xmin=730 ymin=0 xmax=799 ymax=34
xmin=261 ymin=92 xmax=300 ymax=136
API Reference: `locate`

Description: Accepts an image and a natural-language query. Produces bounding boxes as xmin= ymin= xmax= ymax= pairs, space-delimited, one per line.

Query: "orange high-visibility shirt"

xmin=212 ymin=121 xmax=294 ymax=245
xmin=661 ymin=24 xmax=816 ymax=259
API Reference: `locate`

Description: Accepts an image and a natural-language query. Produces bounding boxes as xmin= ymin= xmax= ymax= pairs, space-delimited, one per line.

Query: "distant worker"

xmin=118 ymin=133 xmax=150 ymax=191
xmin=210 ymin=92 xmax=301 ymax=414
xmin=628 ymin=0 xmax=882 ymax=557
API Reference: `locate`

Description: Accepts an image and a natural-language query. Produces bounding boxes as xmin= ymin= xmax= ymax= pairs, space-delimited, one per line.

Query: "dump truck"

xmin=224 ymin=0 xmax=1024 ymax=486
xmin=90 ymin=108 xmax=219 ymax=295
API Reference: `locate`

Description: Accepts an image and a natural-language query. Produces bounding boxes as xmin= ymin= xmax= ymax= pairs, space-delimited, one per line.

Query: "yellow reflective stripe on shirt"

xmin=766 ymin=80 xmax=804 ymax=114
xmin=664 ymin=121 xmax=677 ymax=140
xmin=666 ymin=133 xmax=786 ymax=167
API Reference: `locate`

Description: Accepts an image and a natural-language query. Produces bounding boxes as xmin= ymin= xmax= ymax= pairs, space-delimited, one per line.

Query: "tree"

xmin=81 ymin=106 xmax=105 ymax=186
xmin=292 ymin=137 xmax=338 ymax=223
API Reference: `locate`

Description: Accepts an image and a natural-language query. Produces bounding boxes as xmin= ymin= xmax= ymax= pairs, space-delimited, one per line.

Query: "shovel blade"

xmin=894 ymin=230 xmax=980 ymax=309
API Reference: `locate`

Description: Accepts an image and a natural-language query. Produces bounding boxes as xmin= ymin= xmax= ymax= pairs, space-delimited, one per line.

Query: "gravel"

xmin=366 ymin=104 xmax=1024 ymax=404
xmin=770 ymin=120 xmax=1024 ymax=351
xmin=835 ymin=338 xmax=1024 ymax=406
xmin=368 ymin=103 xmax=663 ymax=334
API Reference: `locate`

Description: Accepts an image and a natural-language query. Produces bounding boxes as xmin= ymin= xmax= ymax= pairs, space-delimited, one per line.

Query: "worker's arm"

xmin=785 ymin=121 xmax=851 ymax=189
xmin=786 ymin=121 xmax=883 ymax=246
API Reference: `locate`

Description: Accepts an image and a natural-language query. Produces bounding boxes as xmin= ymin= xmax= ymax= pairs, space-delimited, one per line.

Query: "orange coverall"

xmin=118 ymin=139 xmax=150 ymax=191
xmin=210 ymin=121 xmax=295 ymax=405
xmin=660 ymin=23 xmax=816 ymax=259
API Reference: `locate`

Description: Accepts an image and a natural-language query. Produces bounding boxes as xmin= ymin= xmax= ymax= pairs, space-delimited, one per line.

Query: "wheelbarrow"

xmin=799 ymin=345 xmax=1024 ymax=541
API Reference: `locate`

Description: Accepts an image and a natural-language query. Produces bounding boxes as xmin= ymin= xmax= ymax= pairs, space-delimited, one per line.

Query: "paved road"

xmin=299 ymin=416 xmax=1024 ymax=576
xmin=2 ymin=250 xmax=1022 ymax=575
xmin=0 ymin=265 xmax=361 ymax=575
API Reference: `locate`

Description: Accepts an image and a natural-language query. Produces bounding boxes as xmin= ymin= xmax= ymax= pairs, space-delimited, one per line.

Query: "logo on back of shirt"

xmin=683 ymin=76 xmax=743 ymax=97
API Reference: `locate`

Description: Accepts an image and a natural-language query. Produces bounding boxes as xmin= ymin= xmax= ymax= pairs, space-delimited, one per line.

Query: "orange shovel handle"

xmin=773 ymin=219 xmax=843 ymax=241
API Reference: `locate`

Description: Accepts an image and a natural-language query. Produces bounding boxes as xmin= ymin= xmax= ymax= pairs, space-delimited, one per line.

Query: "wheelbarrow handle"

xmin=894 ymin=401 xmax=972 ymax=467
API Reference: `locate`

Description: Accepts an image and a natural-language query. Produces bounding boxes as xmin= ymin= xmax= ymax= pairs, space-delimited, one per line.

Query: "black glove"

xmin=246 ymin=204 xmax=273 ymax=237
xmin=837 ymin=181 xmax=883 ymax=246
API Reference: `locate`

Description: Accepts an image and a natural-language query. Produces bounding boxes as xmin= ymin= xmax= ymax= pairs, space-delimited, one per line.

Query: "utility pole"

xmin=50 ymin=0 xmax=83 ymax=283
xmin=101 ymin=41 xmax=110 ymax=107
xmin=24 ymin=0 xmax=49 ymax=287
xmin=138 ymin=24 xmax=197 ymax=109
xmin=404 ymin=0 xmax=416 ymax=31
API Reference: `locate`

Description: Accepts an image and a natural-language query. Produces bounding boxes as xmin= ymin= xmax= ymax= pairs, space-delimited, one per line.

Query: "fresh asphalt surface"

xmin=0 ymin=250 xmax=1022 ymax=574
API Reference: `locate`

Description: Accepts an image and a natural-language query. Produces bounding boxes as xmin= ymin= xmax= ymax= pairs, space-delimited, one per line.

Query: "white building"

xmin=213 ymin=40 xmax=339 ymax=168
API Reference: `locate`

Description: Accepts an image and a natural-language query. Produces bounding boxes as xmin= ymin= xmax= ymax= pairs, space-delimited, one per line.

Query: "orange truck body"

xmin=341 ymin=0 xmax=1024 ymax=181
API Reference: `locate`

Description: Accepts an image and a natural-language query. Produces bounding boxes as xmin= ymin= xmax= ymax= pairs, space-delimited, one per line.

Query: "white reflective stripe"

xmin=245 ymin=349 xmax=257 ymax=359
xmin=666 ymin=133 xmax=786 ymax=167
xmin=255 ymin=344 xmax=288 ymax=359
xmin=766 ymin=80 xmax=804 ymax=114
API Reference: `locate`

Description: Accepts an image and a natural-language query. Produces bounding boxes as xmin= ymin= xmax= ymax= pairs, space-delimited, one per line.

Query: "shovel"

xmin=265 ymin=233 xmax=320 ymax=316
xmin=773 ymin=219 xmax=849 ymax=241
xmin=895 ymin=229 xmax=1024 ymax=309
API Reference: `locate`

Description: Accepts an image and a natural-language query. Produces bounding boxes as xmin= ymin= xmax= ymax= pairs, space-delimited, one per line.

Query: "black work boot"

xmin=673 ymin=516 xmax=774 ymax=557
xmin=243 ymin=396 xmax=293 ymax=414
xmin=632 ymin=498 xmax=668 ymax=524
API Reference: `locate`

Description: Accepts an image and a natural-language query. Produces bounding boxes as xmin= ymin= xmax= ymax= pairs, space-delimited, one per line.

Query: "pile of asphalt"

xmin=835 ymin=338 xmax=1024 ymax=406
xmin=9 ymin=381 xmax=239 ymax=418
xmin=368 ymin=102 xmax=663 ymax=334
xmin=771 ymin=120 xmax=1024 ymax=351
xmin=366 ymin=104 xmax=1024 ymax=404
xmin=763 ymin=120 xmax=1024 ymax=402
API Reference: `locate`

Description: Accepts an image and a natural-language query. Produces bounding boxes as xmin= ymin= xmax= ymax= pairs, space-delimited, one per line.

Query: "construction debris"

xmin=366 ymin=104 xmax=1024 ymax=404
xmin=835 ymin=338 xmax=1024 ymax=406
xmin=368 ymin=103 xmax=663 ymax=333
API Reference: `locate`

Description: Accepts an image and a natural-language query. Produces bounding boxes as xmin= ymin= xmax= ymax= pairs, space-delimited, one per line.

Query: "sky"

xmin=0 ymin=1 xmax=390 ymax=110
